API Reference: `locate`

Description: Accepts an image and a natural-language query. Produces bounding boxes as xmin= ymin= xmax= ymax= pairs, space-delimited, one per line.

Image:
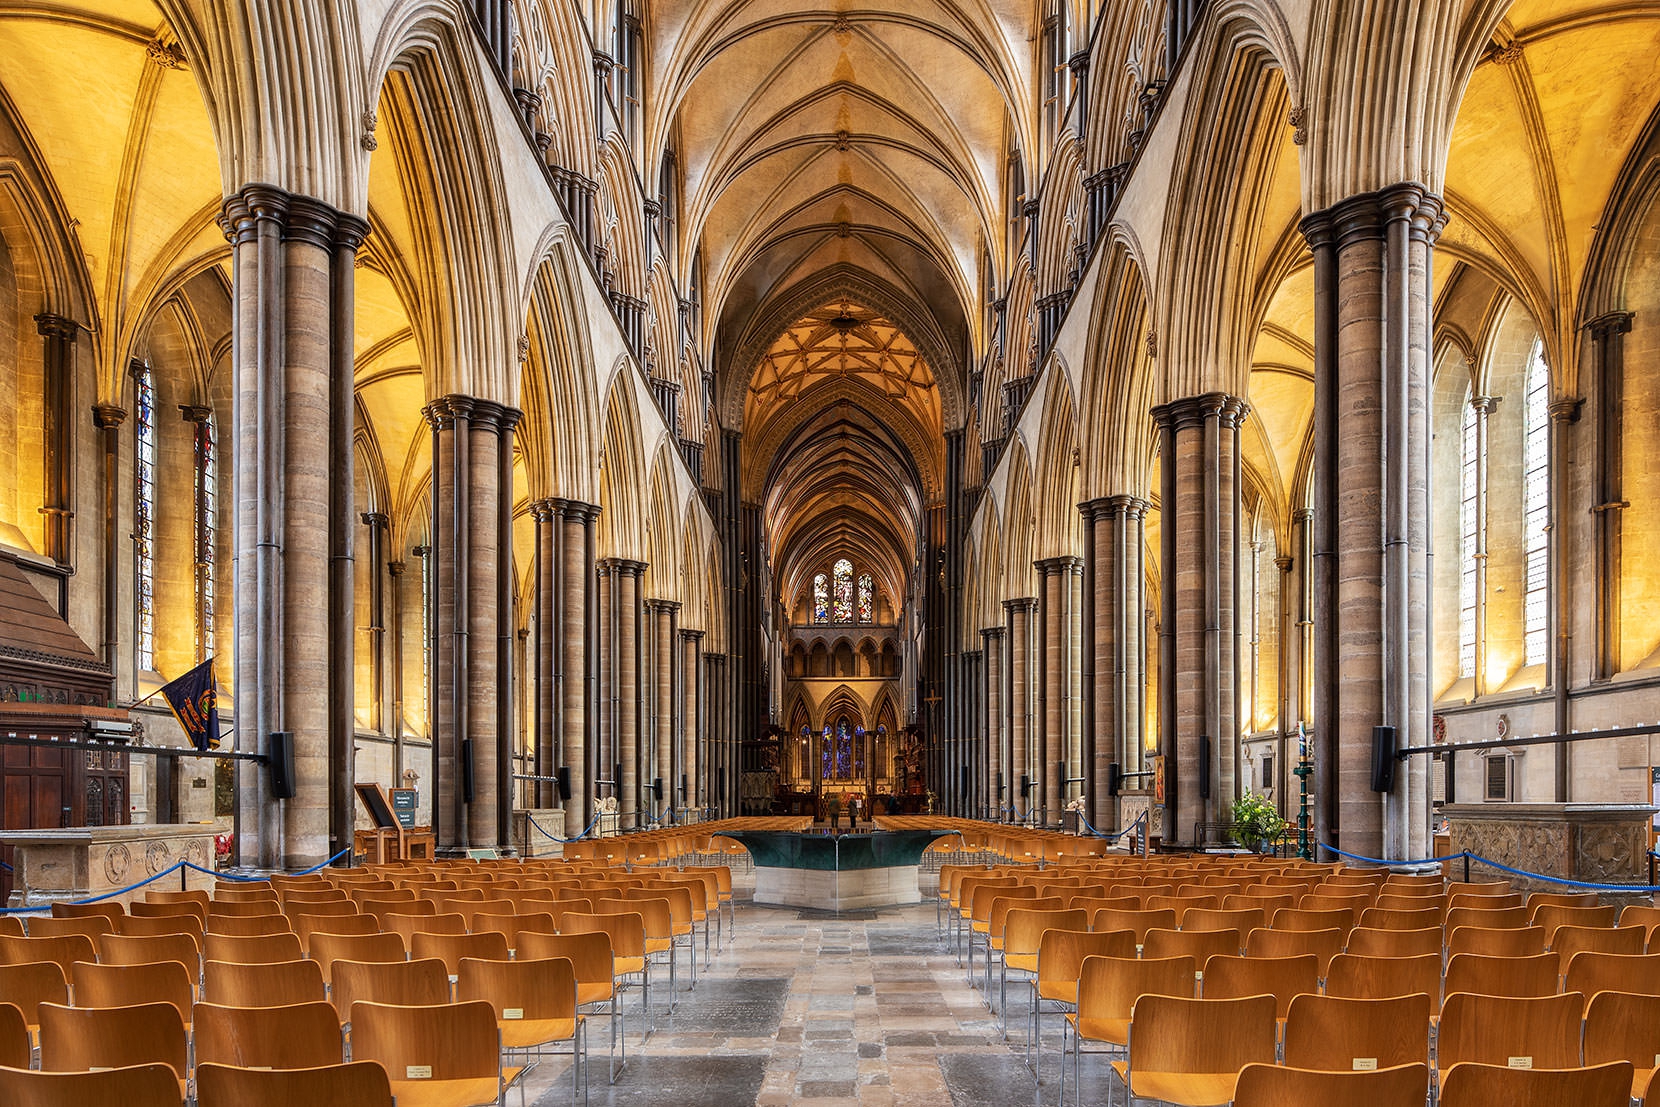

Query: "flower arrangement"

xmin=1229 ymin=791 xmax=1288 ymax=852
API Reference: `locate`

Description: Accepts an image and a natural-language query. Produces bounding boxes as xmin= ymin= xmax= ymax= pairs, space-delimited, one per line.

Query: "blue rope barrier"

xmin=182 ymin=846 xmax=352 ymax=882
xmin=1319 ymin=842 xmax=1448 ymax=868
xmin=528 ymin=814 xmax=600 ymax=844
xmin=1320 ymin=841 xmax=1660 ymax=893
xmin=2 ymin=846 xmax=354 ymax=914
xmin=1074 ymin=809 xmax=1147 ymax=844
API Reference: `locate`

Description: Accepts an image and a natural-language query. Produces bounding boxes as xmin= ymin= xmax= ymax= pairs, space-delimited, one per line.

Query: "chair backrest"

xmin=1526 ymin=891 xmax=1601 ymax=914
xmin=207 ymin=899 xmax=281 ymax=918
xmin=1618 ymin=903 xmax=1660 ymax=941
xmin=0 ymin=934 xmax=93 ymax=978
xmin=96 ymin=932 xmax=200 ymax=970
xmin=1447 ymin=905 xmax=1529 ymax=932
xmin=1345 ymin=926 xmax=1442 ymax=958
xmin=472 ymin=912 xmax=558 ymax=952
xmin=1035 ymin=929 xmax=1135 ymax=998
xmin=291 ymin=912 xmax=378 ymax=952
xmin=1446 ymin=881 xmax=1510 ymax=898
xmin=38 ymin=1000 xmax=189 ymax=1076
xmin=989 ymin=895 xmax=1063 ymax=941
xmin=410 ymin=930 xmax=512 ymax=976
xmin=1002 ymin=909 xmax=1087 ymax=959
xmin=1244 ymin=926 xmax=1344 ymax=974
xmin=1446 ymin=924 xmax=1546 ymax=958
xmin=1281 ymin=992 xmax=1432 ymax=1071
xmin=0 ymin=960 xmax=68 ymax=1027
xmin=0 ymin=1063 xmax=183 ymax=1107
xmin=967 ymin=881 xmax=1033 ymax=923
xmin=1438 ymin=1060 xmax=1632 ymax=1107
xmin=203 ymin=931 xmax=304 ymax=965
xmin=195 ymin=1061 xmax=394 ymax=1107
xmin=360 ymin=898 xmax=433 ymax=925
xmin=1200 ymin=954 xmax=1318 ymax=1019
xmin=1551 ymin=923 xmax=1644 ymax=972
xmin=117 ymin=912 xmax=207 ymax=940
xmin=457 ymin=955 xmax=578 ymax=1022
xmin=202 ymin=958 xmax=326 ymax=1007
xmin=1076 ymin=954 xmax=1196 ymax=1022
xmin=1184 ymin=907 xmax=1266 ymax=935
xmin=1356 ymin=906 xmax=1442 ymax=932
xmin=1232 ymin=1061 xmax=1429 ymax=1107
xmin=1141 ymin=927 xmax=1242 ymax=966
xmin=1583 ymin=990 xmax=1660 ymax=1079
xmin=308 ymin=931 xmax=405 ymax=985
xmin=1127 ymin=994 xmax=1277 ymax=1075
xmin=382 ymin=911 xmax=467 ymax=953
xmin=1436 ymin=991 xmax=1584 ymax=1074
xmin=51 ymin=901 xmax=124 ymax=923
xmin=331 ymin=958 xmax=451 ymax=1023
xmin=71 ymin=959 xmax=194 ymax=1023
xmin=1443 ymin=952 xmax=1560 ymax=999
xmin=1324 ymin=952 xmax=1442 ymax=1011
xmin=0 ymin=1000 xmax=29 ymax=1069
xmin=32 ymin=913 xmax=116 ymax=944
xmin=192 ymin=1000 xmax=344 ymax=1069
xmin=1564 ymin=950 xmax=1660 ymax=1011
xmin=349 ymin=999 xmax=503 ymax=1083
xmin=1271 ymin=906 xmax=1354 ymax=937
xmin=1090 ymin=907 xmax=1177 ymax=945
xmin=205 ymin=913 xmax=292 ymax=936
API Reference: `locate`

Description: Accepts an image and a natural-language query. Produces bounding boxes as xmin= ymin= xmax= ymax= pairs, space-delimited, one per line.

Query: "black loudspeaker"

xmin=652 ymin=777 xmax=663 ymax=801
xmin=959 ymin=765 xmax=969 ymax=797
xmin=1057 ymin=761 xmax=1067 ymax=790
xmin=555 ymin=766 xmax=572 ymax=802
xmin=1020 ymin=773 xmax=1031 ymax=798
xmin=996 ymin=772 xmax=1004 ymax=799
xmin=268 ymin=731 xmax=296 ymax=799
xmin=1107 ymin=761 xmax=1122 ymax=796
xmin=680 ymin=774 xmax=688 ymax=800
xmin=1371 ymin=725 xmax=1397 ymax=792
xmin=1199 ymin=735 xmax=1212 ymax=799
xmin=461 ymin=739 xmax=476 ymax=803
xmin=613 ymin=763 xmax=622 ymax=795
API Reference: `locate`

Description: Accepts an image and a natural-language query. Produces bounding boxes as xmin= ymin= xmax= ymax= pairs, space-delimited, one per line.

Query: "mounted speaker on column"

xmin=268 ymin=732 xmax=296 ymax=799
xmin=555 ymin=766 xmax=572 ymax=802
xmin=1371 ymin=725 xmax=1397 ymax=792
xmin=1199 ymin=736 xmax=1211 ymax=799
xmin=652 ymin=777 xmax=664 ymax=801
xmin=613 ymin=763 xmax=622 ymax=796
xmin=959 ymin=766 xmax=969 ymax=799
xmin=461 ymin=739 xmax=476 ymax=803
xmin=680 ymin=774 xmax=688 ymax=800
xmin=1057 ymin=761 xmax=1067 ymax=790
xmin=1020 ymin=773 xmax=1031 ymax=799
xmin=996 ymin=772 xmax=1004 ymax=800
xmin=1107 ymin=762 xmax=1121 ymax=796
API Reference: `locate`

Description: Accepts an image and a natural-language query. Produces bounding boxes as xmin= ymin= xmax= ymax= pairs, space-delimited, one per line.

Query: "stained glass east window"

xmin=832 ymin=558 xmax=853 ymax=622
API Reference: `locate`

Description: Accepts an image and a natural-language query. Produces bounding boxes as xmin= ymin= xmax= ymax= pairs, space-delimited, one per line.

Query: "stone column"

xmin=681 ymin=629 xmax=704 ymax=813
xmin=1587 ymin=311 xmax=1632 ymax=680
xmin=982 ymin=627 xmax=1005 ymax=817
xmin=560 ymin=500 xmax=598 ymax=834
xmin=221 ymin=186 xmax=365 ymax=868
xmin=596 ymin=559 xmax=615 ymax=811
xmin=704 ymin=652 xmax=727 ymax=814
xmin=93 ymin=404 xmax=126 ymax=677
xmin=1037 ymin=556 xmax=1081 ymax=822
xmin=35 ymin=313 xmax=78 ymax=565
xmin=1301 ymin=184 xmax=1442 ymax=859
xmin=361 ymin=512 xmax=390 ymax=733
xmin=1150 ymin=394 xmax=1246 ymax=845
xmin=1083 ymin=496 xmax=1148 ymax=829
xmin=1004 ymin=597 xmax=1037 ymax=820
xmin=531 ymin=500 xmax=557 ymax=808
xmin=606 ymin=559 xmax=644 ymax=828
xmin=647 ymin=599 xmax=679 ymax=820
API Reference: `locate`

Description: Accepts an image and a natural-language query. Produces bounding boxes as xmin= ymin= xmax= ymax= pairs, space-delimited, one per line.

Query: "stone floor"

xmin=520 ymin=893 xmax=1115 ymax=1106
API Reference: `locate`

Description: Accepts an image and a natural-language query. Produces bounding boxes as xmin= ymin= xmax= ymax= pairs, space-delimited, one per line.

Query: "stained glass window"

xmin=875 ymin=725 xmax=888 ymax=779
xmin=1522 ymin=342 xmax=1549 ymax=667
xmin=813 ymin=573 xmax=829 ymax=623
xmin=135 ymin=362 xmax=156 ymax=673
xmin=853 ymin=724 xmax=866 ymax=779
xmin=1459 ymin=388 xmax=1480 ymax=679
xmin=832 ymin=558 xmax=853 ymax=622
xmin=856 ymin=573 xmax=873 ymax=622
xmin=820 ymin=725 xmax=833 ymax=779
xmin=194 ymin=412 xmax=217 ymax=659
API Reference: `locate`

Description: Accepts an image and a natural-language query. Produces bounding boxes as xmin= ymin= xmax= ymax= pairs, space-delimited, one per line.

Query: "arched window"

xmin=856 ymin=573 xmax=873 ymax=622
xmin=813 ymin=572 xmax=829 ymax=623
xmin=134 ymin=360 xmax=157 ymax=673
xmin=1459 ymin=387 xmax=1481 ymax=679
xmin=832 ymin=558 xmax=853 ymax=622
xmin=193 ymin=411 xmax=216 ymax=660
xmin=1522 ymin=342 xmax=1550 ymax=667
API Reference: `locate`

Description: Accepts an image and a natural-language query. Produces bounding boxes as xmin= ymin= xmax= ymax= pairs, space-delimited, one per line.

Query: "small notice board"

xmin=391 ymin=789 xmax=418 ymax=829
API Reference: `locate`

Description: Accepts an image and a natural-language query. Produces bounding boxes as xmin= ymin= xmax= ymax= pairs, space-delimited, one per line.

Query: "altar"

xmin=0 ymin=824 xmax=217 ymax=908
xmin=722 ymin=829 xmax=956 ymax=912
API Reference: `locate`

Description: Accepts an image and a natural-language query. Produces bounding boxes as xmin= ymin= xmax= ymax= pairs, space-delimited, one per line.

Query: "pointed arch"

xmin=1033 ymin=363 xmax=1081 ymax=560
xmin=598 ymin=366 xmax=648 ymax=559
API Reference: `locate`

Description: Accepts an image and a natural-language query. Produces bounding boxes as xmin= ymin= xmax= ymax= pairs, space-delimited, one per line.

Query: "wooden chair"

xmin=1438 ymin=1060 xmax=1631 ymax=1107
xmin=307 ymin=931 xmax=405 ymax=986
xmin=1060 ymin=955 xmax=1195 ymax=1105
xmin=203 ymin=931 xmax=303 ymax=965
xmin=204 ymin=913 xmax=292 ymax=936
xmin=50 ymin=901 xmax=124 ymax=923
xmin=146 ymin=891 xmax=210 ymax=909
xmin=1088 ymin=907 xmax=1177 ymax=949
xmin=1564 ymin=950 xmax=1660 ymax=1012
xmin=1244 ymin=926 xmax=1344 ymax=975
xmin=1618 ymin=903 xmax=1660 ymax=944
xmin=37 ymin=1001 xmax=189 ymax=1097
xmin=291 ymin=913 xmax=378 ymax=954
xmin=1443 ymin=952 xmax=1560 ymax=999
xmin=594 ymin=897 xmax=677 ymax=1016
xmin=116 ymin=913 xmax=206 ymax=941
xmin=202 ymin=958 xmax=326 ymax=1008
xmin=205 ymin=900 xmax=280 ymax=918
xmin=1446 ymin=881 xmax=1510 ymax=899
xmin=411 ymin=931 xmax=512 ymax=981
xmin=350 ymin=999 xmax=523 ymax=1107
xmin=383 ymin=911 xmax=466 ymax=953
xmin=0 ymin=1063 xmax=183 ymax=1107
xmin=360 ymin=897 xmax=435 ymax=925
xmin=1448 ymin=892 xmax=1523 ymax=912
xmin=1447 ymin=924 xmax=1546 ymax=958
xmin=998 ymin=908 xmax=1086 ymax=1044
xmin=0 ymin=1000 xmax=29 ymax=1069
xmin=472 ymin=912 xmax=558 ymax=955
xmin=1233 ymin=1062 xmax=1429 ymax=1107
xmin=0 ymin=935 xmax=95 ymax=977
xmin=71 ymin=958 xmax=195 ymax=1028
xmin=1324 ymin=952 xmax=1443 ymax=1013
xmin=1584 ymin=989 xmax=1660 ymax=1101
xmin=1223 ymin=893 xmax=1297 ymax=914
xmin=25 ymin=916 xmax=110 ymax=941
xmin=192 ymin=999 xmax=343 ymax=1070
xmin=1142 ymin=927 xmax=1242 ymax=967
xmin=1530 ymin=903 xmax=1617 ymax=941
xmin=1551 ymin=923 xmax=1644 ymax=973
xmin=1199 ymin=953 xmax=1318 ymax=1022
xmin=1282 ymin=992 xmax=1431 ymax=1071
xmin=1110 ymin=994 xmax=1276 ymax=1107
xmin=1033 ymin=929 xmax=1136 ymax=1082
xmin=1270 ymin=906 xmax=1355 ymax=939
xmin=0 ymin=960 xmax=67 ymax=1040
xmin=1526 ymin=891 xmax=1601 ymax=914
xmin=211 ymin=887 xmax=279 ymax=904
xmin=330 ymin=956 xmax=451 ymax=1025
xmin=1435 ymin=991 xmax=1583 ymax=1082
xmin=96 ymin=932 xmax=200 ymax=972
xmin=194 ymin=1061 xmax=393 ymax=1107
xmin=1446 ymin=905 xmax=1529 ymax=932
xmin=1346 ymin=925 xmax=1441 ymax=958
xmin=1357 ymin=906 xmax=1442 ymax=932
xmin=0 ymin=918 xmax=22 ymax=938
xmin=457 ymin=956 xmax=586 ymax=1099
xmin=1183 ymin=907 xmax=1264 ymax=936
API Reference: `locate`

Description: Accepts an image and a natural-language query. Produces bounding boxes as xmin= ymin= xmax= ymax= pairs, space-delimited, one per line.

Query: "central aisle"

xmin=522 ymin=900 xmax=1092 ymax=1106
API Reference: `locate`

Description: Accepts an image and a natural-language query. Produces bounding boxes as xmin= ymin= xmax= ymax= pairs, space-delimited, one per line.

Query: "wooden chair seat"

xmin=1233 ymin=1062 xmax=1429 ymax=1107
xmin=0 ymin=1063 xmax=183 ymax=1107
xmin=1438 ymin=1060 xmax=1631 ymax=1107
xmin=195 ymin=1061 xmax=393 ymax=1107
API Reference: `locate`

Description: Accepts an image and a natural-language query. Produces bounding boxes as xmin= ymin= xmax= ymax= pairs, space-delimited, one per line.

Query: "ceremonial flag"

xmin=160 ymin=657 xmax=221 ymax=751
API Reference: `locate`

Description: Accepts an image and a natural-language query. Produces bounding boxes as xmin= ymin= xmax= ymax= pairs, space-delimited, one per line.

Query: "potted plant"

xmin=1229 ymin=791 xmax=1288 ymax=854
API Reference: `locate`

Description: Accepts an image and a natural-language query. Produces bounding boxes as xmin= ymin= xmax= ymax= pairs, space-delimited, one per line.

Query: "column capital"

xmin=387 ymin=560 xmax=407 ymax=578
xmin=645 ymin=598 xmax=682 ymax=615
xmin=1003 ymin=596 xmax=1039 ymax=613
xmin=679 ymin=628 xmax=706 ymax=643
xmin=469 ymin=398 xmax=523 ymax=433
xmin=555 ymin=498 xmax=602 ymax=524
xmin=598 ymin=557 xmax=647 ymax=577
xmin=1298 ymin=182 xmax=1446 ymax=251
xmin=1469 ymin=394 xmax=1500 ymax=416
xmin=360 ymin=511 xmax=390 ymax=528
xmin=530 ymin=497 xmax=558 ymax=522
xmin=218 ymin=184 xmax=291 ymax=244
xmin=981 ymin=626 xmax=1006 ymax=641
xmin=423 ymin=393 xmax=475 ymax=429
xmin=1035 ymin=555 xmax=1083 ymax=575
xmin=1274 ymin=555 xmax=1294 ymax=573
xmin=178 ymin=403 xmax=213 ymax=424
xmin=1067 ymin=49 xmax=1091 ymax=77
xmin=34 ymin=313 xmax=79 ymax=340
xmin=1150 ymin=391 xmax=1248 ymax=431
xmin=1585 ymin=311 xmax=1634 ymax=339
xmin=92 ymin=404 xmax=127 ymax=430
xmin=1549 ymin=397 xmax=1584 ymax=424
xmin=1292 ymin=507 xmax=1314 ymax=523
